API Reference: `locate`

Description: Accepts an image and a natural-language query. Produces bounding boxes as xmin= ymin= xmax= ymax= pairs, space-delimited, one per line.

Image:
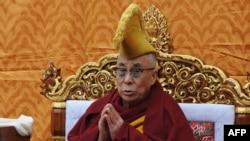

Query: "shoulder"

xmin=161 ymin=92 xmax=185 ymax=114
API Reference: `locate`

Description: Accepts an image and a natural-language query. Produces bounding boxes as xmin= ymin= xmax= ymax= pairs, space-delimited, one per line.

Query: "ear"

xmin=151 ymin=70 xmax=158 ymax=85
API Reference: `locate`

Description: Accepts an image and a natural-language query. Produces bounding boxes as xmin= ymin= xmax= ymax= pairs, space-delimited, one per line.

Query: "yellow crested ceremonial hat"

xmin=113 ymin=3 xmax=156 ymax=59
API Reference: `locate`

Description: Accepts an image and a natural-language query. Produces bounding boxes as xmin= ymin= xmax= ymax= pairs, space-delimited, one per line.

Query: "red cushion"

xmin=189 ymin=121 xmax=214 ymax=141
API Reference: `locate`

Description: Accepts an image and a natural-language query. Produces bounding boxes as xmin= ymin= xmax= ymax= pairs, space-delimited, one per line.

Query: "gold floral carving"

xmin=243 ymin=72 xmax=250 ymax=95
xmin=41 ymin=54 xmax=118 ymax=102
xmin=156 ymin=52 xmax=250 ymax=110
xmin=41 ymin=52 xmax=250 ymax=113
xmin=143 ymin=5 xmax=173 ymax=53
xmin=52 ymin=136 xmax=65 ymax=141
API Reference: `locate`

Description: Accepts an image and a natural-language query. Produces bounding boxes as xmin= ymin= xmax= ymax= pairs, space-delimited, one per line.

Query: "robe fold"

xmin=68 ymin=81 xmax=194 ymax=141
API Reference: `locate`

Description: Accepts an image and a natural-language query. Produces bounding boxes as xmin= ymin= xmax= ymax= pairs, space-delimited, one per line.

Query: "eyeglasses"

xmin=114 ymin=67 xmax=155 ymax=78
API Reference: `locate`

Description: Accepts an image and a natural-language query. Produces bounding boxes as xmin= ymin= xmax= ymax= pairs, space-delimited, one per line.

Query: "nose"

xmin=123 ymin=72 xmax=133 ymax=84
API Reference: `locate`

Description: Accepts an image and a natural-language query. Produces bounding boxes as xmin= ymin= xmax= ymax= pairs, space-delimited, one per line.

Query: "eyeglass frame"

xmin=113 ymin=67 xmax=155 ymax=78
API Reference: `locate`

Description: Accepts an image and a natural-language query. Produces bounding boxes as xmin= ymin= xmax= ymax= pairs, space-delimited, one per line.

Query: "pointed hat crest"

xmin=113 ymin=3 xmax=156 ymax=59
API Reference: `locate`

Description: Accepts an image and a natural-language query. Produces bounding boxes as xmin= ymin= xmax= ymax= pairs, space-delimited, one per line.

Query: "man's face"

xmin=115 ymin=54 xmax=157 ymax=107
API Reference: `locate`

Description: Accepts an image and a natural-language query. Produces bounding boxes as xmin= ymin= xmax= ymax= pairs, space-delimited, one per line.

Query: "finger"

xmin=99 ymin=110 xmax=107 ymax=128
xmin=98 ymin=112 xmax=110 ymax=140
xmin=105 ymin=104 xmax=117 ymax=124
xmin=104 ymin=105 xmax=123 ymax=140
xmin=101 ymin=104 xmax=110 ymax=115
xmin=99 ymin=105 xmax=110 ymax=128
xmin=107 ymin=104 xmax=120 ymax=121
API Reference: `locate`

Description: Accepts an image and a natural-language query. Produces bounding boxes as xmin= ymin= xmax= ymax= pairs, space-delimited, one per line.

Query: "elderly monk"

xmin=68 ymin=3 xmax=194 ymax=141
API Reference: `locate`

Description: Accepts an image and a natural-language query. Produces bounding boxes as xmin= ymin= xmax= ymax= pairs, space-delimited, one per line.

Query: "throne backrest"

xmin=42 ymin=52 xmax=250 ymax=104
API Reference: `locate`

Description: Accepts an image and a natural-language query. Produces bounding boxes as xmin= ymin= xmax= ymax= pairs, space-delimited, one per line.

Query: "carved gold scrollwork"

xmin=243 ymin=72 xmax=250 ymax=95
xmin=67 ymin=69 xmax=117 ymax=100
xmin=40 ymin=54 xmax=118 ymax=102
xmin=52 ymin=136 xmax=65 ymax=141
xmin=157 ymin=54 xmax=250 ymax=109
xmin=40 ymin=62 xmax=63 ymax=101
xmin=143 ymin=5 xmax=173 ymax=54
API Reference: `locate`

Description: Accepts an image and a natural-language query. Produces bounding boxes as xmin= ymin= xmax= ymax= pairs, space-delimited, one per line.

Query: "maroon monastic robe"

xmin=68 ymin=81 xmax=194 ymax=141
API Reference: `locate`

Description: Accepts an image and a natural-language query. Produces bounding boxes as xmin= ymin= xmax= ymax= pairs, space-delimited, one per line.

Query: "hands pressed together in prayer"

xmin=98 ymin=103 xmax=124 ymax=141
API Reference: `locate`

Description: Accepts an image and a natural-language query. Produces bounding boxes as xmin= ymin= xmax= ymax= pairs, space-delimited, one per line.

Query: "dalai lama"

xmin=68 ymin=3 xmax=194 ymax=141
